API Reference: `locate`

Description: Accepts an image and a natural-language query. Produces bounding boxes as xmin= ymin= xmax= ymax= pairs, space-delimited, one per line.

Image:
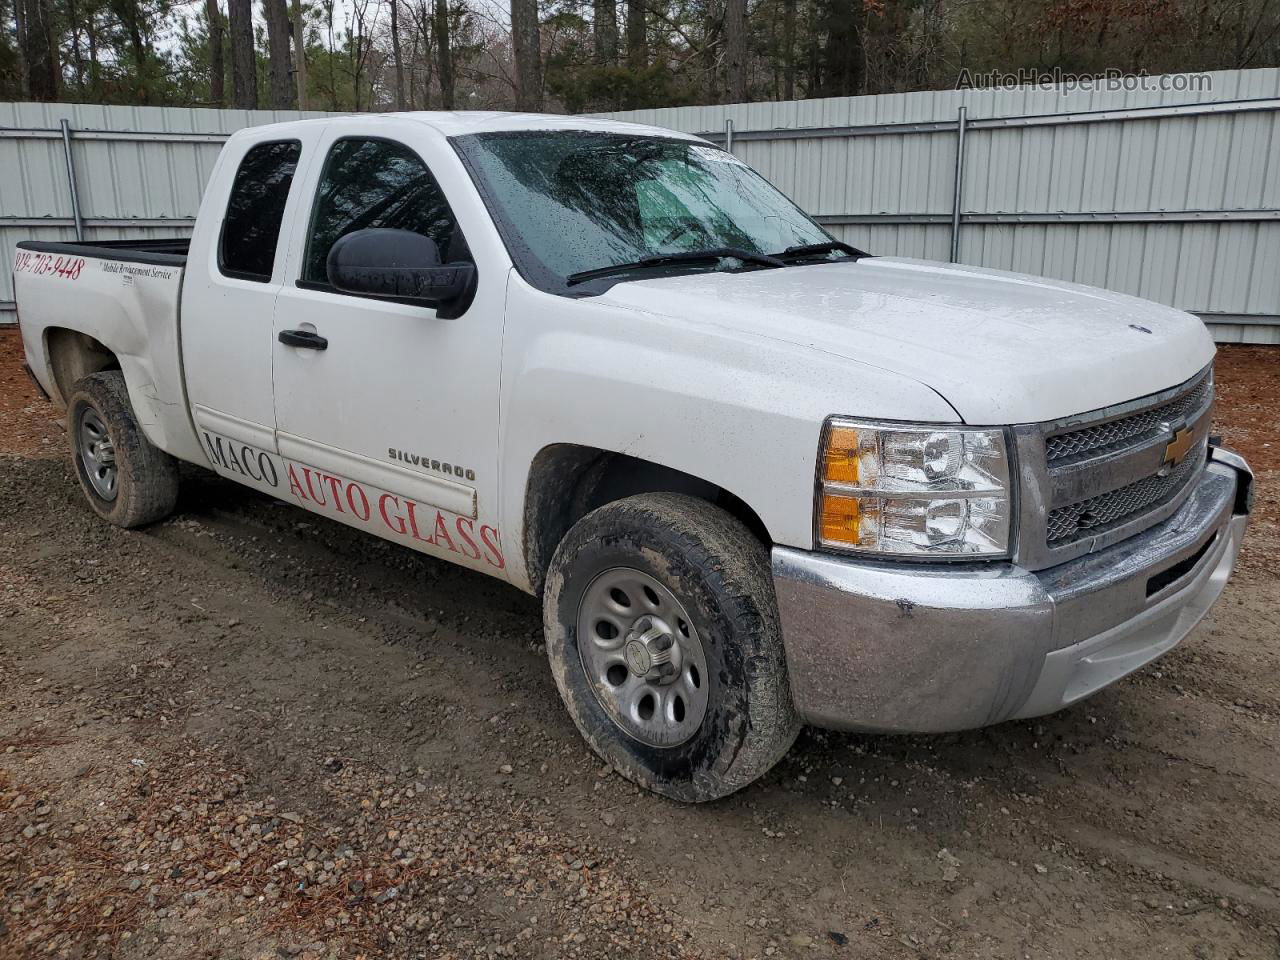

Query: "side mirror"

xmin=326 ymin=228 xmax=476 ymax=316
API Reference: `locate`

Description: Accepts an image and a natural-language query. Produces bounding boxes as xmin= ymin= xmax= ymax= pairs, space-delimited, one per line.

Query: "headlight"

xmin=816 ymin=418 xmax=1012 ymax=558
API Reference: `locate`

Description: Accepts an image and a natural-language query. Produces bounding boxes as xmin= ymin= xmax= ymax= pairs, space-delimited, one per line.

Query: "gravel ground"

xmin=2 ymin=328 xmax=1280 ymax=960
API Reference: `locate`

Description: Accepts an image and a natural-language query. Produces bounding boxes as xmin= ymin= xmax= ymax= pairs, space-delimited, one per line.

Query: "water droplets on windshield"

xmin=454 ymin=131 xmax=834 ymax=292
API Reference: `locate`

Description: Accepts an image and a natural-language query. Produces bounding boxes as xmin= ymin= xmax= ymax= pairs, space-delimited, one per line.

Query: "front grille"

xmin=1013 ymin=366 xmax=1215 ymax=568
xmin=1046 ymin=372 xmax=1212 ymax=463
xmin=1045 ymin=443 xmax=1205 ymax=543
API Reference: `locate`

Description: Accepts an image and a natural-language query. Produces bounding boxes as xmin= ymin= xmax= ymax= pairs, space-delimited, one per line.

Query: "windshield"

xmin=453 ymin=131 xmax=835 ymax=294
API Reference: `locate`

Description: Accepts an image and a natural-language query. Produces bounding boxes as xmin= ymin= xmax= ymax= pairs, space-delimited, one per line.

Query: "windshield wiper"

xmin=775 ymin=240 xmax=867 ymax=262
xmin=566 ymin=247 xmax=785 ymax=286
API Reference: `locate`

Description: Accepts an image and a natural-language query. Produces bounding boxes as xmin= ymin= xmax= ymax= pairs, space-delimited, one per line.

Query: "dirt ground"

xmin=2 ymin=327 xmax=1279 ymax=960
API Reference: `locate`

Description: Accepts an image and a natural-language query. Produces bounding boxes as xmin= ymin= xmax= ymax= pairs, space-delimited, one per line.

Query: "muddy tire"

xmin=66 ymin=371 xmax=179 ymax=529
xmin=543 ymin=493 xmax=800 ymax=802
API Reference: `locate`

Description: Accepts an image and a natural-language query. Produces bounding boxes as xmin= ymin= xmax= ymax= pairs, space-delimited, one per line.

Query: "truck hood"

xmin=597 ymin=257 xmax=1216 ymax=424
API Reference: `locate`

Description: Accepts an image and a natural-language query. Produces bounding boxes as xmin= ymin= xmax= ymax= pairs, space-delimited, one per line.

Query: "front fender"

xmin=496 ymin=278 xmax=959 ymax=592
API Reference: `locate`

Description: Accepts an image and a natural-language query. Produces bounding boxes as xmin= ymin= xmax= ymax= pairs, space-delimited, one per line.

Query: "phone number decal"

xmin=14 ymin=251 xmax=86 ymax=280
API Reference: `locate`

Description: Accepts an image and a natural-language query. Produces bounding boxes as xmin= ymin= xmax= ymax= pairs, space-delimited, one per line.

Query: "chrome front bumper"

xmin=772 ymin=446 xmax=1252 ymax=733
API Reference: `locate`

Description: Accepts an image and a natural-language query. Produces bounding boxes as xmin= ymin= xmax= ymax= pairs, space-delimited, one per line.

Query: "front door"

xmin=269 ymin=124 xmax=508 ymax=576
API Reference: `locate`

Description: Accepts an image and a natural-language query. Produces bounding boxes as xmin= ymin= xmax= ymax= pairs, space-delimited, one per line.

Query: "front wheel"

xmin=66 ymin=371 xmax=179 ymax=528
xmin=543 ymin=493 xmax=799 ymax=802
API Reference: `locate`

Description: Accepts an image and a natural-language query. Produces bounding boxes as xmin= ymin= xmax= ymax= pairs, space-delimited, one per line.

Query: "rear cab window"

xmin=219 ymin=140 xmax=302 ymax=282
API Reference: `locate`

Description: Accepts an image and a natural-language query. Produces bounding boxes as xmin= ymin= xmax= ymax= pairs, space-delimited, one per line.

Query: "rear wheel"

xmin=543 ymin=493 xmax=799 ymax=802
xmin=66 ymin=371 xmax=179 ymax=528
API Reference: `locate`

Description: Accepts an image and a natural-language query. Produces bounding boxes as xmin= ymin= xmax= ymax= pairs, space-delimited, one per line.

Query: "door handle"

xmin=278 ymin=329 xmax=328 ymax=350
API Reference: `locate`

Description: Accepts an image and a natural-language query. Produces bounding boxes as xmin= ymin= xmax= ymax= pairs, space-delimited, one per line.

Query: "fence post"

xmin=724 ymin=118 xmax=735 ymax=154
xmin=59 ymin=119 xmax=85 ymax=242
xmin=949 ymin=106 xmax=967 ymax=264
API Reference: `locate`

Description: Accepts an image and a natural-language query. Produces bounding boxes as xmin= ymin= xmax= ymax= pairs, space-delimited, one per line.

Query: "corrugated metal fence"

xmin=598 ymin=68 xmax=1280 ymax=344
xmin=0 ymin=102 xmax=328 ymax=323
xmin=3 ymin=71 xmax=1280 ymax=343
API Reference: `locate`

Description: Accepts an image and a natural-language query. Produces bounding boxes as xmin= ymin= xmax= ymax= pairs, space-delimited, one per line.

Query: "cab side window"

xmin=219 ymin=140 xmax=302 ymax=282
xmin=302 ymin=138 xmax=468 ymax=288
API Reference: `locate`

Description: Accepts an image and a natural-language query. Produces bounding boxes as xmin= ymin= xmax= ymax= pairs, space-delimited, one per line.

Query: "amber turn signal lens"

xmin=823 ymin=425 xmax=863 ymax=485
xmin=819 ymin=492 xmax=862 ymax=546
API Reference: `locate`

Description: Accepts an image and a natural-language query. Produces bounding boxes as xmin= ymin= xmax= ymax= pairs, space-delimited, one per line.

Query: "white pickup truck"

xmin=15 ymin=112 xmax=1253 ymax=801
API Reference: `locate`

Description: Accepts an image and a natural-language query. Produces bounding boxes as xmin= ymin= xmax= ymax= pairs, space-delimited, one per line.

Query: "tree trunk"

xmin=67 ymin=0 xmax=85 ymax=91
xmin=389 ymin=0 xmax=406 ymax=109
xmin=20 ymin=0 xmax=60 ymax=100
xmin=433 ymin=0 xmax=454 ymax=109
xmin=724 ymin=0 xmax=747 ymax=102
xmin=293 ymin=0 xmax=308 ymax=108
xmin=818 ymin=0 xmax=863 ymax=96
xmin=782 ymin=0 xmax=795 ymax=99
xmin=510 ymin=0 xmax=542 ymax=111
xmin=593 ymin=0 xmax=617 ymax=64
xmin=86 ymin=11 xmax=99 ymax=95
xmin=228 ymin=0 xmax=258 ymax=108
xmin=38 ymin=0 xmax=59 ymax=99
xmin=701 ymin=0 xmax=718 ymax=103
xmin=806 ymin=0 xmax=820 ymax=93
xmin=325 ymin=0 xmax=337 ymax=109
xmin=626 ymin=0 xmax=646 ymax=69
xmin=265 ymin=0 xmax=295 ymax=108
xmin=766 ymin=0 xmax=778 ymax=100
xmin=206 ymin=0 xmax=226 ymax=105
xmin=12 ymin=0 xmax=31 ymax=100
xmin=412 ymin=0 xmax=432 ymax=108
xmin=348 ymin=0 xmax=368 ymax=112
xmin=109 ymin=0 xmax=149 ymax=98
xmin=406 ymin=30 xmax=418 ymax=108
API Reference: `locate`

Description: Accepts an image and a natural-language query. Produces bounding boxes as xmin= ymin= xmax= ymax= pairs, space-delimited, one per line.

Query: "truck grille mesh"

xmin=1045 ymin=446 xmax=1205 ymax=544
xmin=1045 ymin=373 xmax=1212 ymax=463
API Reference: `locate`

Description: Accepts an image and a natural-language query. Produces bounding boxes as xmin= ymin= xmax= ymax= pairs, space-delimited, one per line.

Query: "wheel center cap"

xmin=623 ymin=615 xmax=681 ymax=682
xmin=624 ymin=640 xmax=653 ymax=676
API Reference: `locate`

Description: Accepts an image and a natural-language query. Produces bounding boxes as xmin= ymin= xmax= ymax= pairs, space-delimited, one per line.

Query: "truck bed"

xmin=14 ymin=235 xmax=200 ymax=463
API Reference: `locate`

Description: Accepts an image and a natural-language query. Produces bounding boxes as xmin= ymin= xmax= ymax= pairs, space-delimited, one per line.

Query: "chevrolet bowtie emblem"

xmin=1163 ymin=426 xmax=1194 ymax=466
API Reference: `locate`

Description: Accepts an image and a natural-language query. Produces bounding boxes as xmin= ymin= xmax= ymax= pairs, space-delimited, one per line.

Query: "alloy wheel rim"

xmin=576 ymin=567 xmax=709 ymax=748
xmin=78 ymin=407 xmax=118 ymax=502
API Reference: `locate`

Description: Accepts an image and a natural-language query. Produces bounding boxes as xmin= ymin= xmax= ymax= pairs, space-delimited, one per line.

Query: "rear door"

xmin=268 ymin=119 xmax=508 ymax=576
xmin=182 ymin=127 xmax=323 ymax=470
